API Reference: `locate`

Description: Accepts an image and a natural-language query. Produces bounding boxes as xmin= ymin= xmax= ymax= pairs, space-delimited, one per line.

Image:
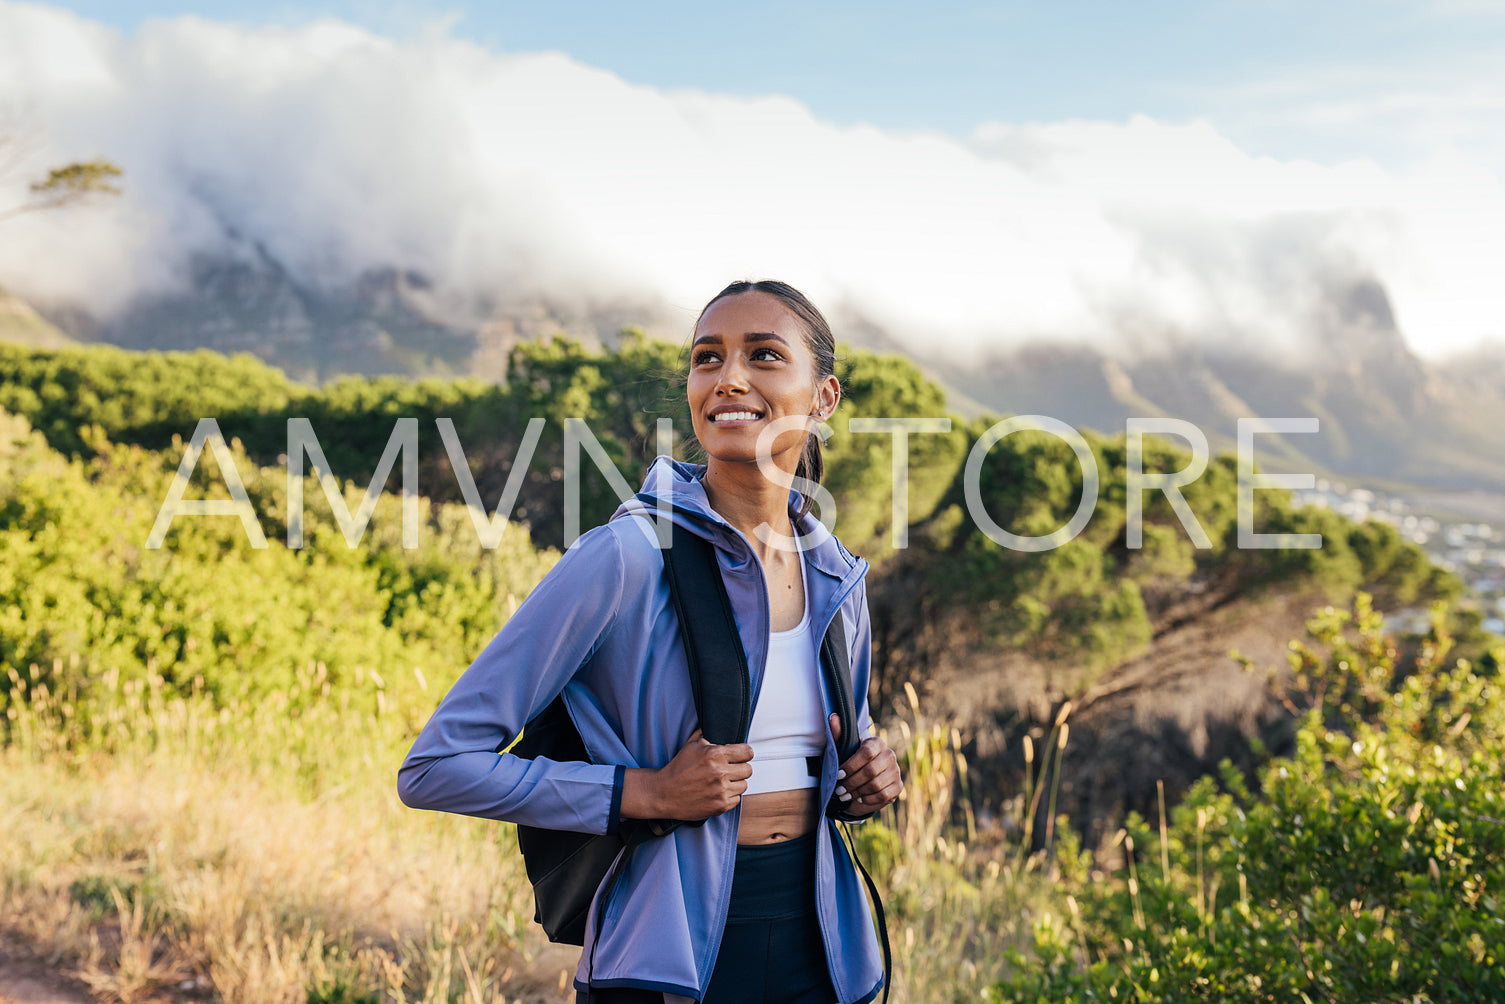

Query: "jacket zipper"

xmin=697 ymin=523 xmax=870 ymax=1000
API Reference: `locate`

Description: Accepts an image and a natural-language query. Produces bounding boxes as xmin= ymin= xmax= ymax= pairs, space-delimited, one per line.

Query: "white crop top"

xmin=743 ymin=556 xmax=826 ymax=795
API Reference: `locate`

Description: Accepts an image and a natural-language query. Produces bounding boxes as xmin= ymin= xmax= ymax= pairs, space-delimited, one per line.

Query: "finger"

xmin=854 ymin=782 xmax=896 ymax=812
xmin=725 ymin=743 xmax=754 ymax=762
xmin=828 ymin=712 xmax=841 ymax=746
xmin=835 ymin=770 xmax=874 ymax=804
xmin=836 ymin=760 xmax=879 ymax=801
xmin=837 ymin=742 xmax=878 ymax=779
xmin=841 ymin=749 xmax=896 ymax=797
xmin=859 ymin=778 xmax=903 ymax=809
xmin=848 ymin=765 xmax=897 ymax=800
xmin=848 ymin=768 xmax=900 ymax=803
xmin=688 ymin=728 xmax=703 ymax=743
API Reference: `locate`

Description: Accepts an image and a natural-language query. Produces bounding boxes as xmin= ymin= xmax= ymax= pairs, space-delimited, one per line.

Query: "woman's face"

xmin=688 ymin=291 xmax=839 ymax=471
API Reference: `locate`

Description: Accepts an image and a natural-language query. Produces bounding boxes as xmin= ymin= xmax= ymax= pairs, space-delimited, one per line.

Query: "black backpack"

xmin=508 ymin=514 xmax=890 ymax=1001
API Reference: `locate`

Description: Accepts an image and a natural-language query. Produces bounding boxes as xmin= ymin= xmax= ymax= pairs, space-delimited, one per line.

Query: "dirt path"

xmin=0 ymin=926 xmax=580 ymax=1004
xmin=0 ymin=932 xmax=90 ymax=1004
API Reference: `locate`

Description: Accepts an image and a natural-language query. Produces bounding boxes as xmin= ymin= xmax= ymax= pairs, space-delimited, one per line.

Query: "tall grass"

xmin=3 ymin=659 xmax=566 ymax=1004
xmin=3 ymin=658 xmax=1074 ymax=1003
xmin=859 ymin=682 xmax=1076 ymax=999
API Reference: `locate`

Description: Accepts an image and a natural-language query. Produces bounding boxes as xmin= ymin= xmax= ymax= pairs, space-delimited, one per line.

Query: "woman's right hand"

xmin=622 ymin=728 xmax=753 ymax=821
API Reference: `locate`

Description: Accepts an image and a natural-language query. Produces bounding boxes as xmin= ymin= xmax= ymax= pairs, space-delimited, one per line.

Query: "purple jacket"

xmin=397 ymin=457 xmax=885 ymax=1002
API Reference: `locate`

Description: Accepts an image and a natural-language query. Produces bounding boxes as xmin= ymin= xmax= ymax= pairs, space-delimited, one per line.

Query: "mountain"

xmin=33 ymin=251 xmax=672 ymax=385
xmin=0 ymin=285 xmax=77 ymax=349
xmin=929 ymin=279 xmax=1505 ymax=491
xmin=21 ymin=259 xmax=1505 ymax=491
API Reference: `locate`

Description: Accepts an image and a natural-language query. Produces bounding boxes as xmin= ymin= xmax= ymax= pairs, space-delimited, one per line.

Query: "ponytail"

xmin=793 ymin=428 xmax=824 ymax=521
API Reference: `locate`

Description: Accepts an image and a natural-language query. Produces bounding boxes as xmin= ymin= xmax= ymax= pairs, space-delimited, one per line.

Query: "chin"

xmin=699 ymin=443 xmax=761 ymax=466
xmin=700 ymin=438 xmax=804 ymax=473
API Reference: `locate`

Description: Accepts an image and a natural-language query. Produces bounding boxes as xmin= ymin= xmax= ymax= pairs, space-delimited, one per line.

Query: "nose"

xmin=713 ymin=353 xmax=750 ymax=395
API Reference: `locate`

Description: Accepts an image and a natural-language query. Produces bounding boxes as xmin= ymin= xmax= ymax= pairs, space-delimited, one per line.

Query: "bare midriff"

xmin=737 ymin=787 xmax=821 ymax=844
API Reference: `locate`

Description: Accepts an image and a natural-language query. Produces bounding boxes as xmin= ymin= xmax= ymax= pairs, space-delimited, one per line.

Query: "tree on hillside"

xmin=0 ymin=119 xmax=122 ymax=224
xmin=0 ymin=120 xmax=124 ymax=345
xmin=0 ymin=158 xmax=122 ymax=222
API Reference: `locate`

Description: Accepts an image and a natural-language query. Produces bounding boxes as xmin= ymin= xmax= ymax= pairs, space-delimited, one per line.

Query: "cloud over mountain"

xmin=1 ymin=1 xmax=1502 ymax=361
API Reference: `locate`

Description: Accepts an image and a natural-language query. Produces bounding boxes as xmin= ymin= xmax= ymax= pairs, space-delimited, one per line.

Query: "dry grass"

xmin=2 ymin=663 xmax=1064 ymax=1003
xmin=868 ymin=682 xmax=1067 ymax=1000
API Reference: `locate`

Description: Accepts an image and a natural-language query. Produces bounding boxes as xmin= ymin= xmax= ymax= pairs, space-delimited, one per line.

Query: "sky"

xmin=36 ymin=0 xmax=1505 ymax=169
xmin=2 ymin=0 xmax=1503 ymax=360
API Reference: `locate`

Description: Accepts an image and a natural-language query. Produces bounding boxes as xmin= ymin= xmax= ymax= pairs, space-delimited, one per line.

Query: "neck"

xmin=700 ymin=456 xmax=800 ymax=565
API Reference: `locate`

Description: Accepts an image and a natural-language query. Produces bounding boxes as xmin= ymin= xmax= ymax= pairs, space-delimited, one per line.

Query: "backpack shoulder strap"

xmin=795 ymin=518 xmax=861 ymax=765
xmin=820 ymin=610 xmax=861 ymax=765
xmin=657 ymin=516 xmax=752 ymax=745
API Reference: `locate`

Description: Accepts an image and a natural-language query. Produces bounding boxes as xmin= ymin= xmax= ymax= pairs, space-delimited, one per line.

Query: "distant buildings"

xmin=1291 ymin=480 xmax=1505 ymax=637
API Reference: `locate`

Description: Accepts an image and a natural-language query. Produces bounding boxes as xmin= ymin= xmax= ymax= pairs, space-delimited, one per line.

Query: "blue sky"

xmin=38 ymin=0 xmax=1505 ymax=170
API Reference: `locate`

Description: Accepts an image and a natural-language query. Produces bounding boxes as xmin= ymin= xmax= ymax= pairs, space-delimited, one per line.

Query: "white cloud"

xmin=1 ymin=2 xmax=1502 ymax=361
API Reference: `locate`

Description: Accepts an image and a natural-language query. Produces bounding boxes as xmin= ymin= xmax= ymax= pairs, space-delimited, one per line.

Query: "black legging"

xmin=579 ymin=831 xmax=837 ymax=1004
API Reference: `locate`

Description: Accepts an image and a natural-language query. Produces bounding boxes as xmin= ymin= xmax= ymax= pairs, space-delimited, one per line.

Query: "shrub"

xmin=991 ymin=594 xmax=1505 ymax=1002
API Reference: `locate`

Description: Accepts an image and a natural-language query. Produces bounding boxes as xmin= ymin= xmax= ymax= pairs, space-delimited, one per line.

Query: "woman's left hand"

xmin=828 ymin=713 xmax=903 ymax=816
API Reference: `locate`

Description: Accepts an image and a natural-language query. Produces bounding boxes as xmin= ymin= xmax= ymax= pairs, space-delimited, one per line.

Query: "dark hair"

xmin=693 ymin=279 xmax=838 ymax=520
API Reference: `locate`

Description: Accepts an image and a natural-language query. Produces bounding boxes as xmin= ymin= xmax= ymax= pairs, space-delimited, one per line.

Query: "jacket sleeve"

xmin=397 ymin=524 xmax=628 ymax=835
xmin=831 ymin=580 xmax=881 ymax=825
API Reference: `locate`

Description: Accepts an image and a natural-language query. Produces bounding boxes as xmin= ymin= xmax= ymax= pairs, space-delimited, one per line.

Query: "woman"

xmin=398 ymin=280 xmax=903 ymax=1004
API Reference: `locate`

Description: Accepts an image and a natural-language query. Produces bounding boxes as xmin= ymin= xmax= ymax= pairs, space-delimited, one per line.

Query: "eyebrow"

xmin=691 ymin=331 xmax=792 ymax=348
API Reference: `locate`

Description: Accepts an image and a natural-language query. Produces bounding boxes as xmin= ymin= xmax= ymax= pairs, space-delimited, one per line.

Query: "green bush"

xmin=0 ymin=409 xmax=555 ymax=721
xmin=990 ymin=594 xmax=1505 ymax=1002
xmin=2 ymin=339 xmax=1463 ymax=682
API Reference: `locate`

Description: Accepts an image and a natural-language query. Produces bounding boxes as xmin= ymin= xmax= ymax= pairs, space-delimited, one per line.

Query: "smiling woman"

xmin=398 ymin=279 xmax=899 ymax=1004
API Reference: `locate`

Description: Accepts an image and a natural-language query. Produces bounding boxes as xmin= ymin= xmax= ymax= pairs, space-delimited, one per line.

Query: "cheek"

xmin=684 ymin=380 xmax=711 ymax=432
xmin=779 ymin=423 xmax=815 ymax=452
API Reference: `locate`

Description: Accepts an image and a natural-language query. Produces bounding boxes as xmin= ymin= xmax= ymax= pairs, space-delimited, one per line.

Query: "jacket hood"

xmin=611 ymin=456 xmax=860 ymax=579
xmin=610 ymin=456 xmax=726 ymax=534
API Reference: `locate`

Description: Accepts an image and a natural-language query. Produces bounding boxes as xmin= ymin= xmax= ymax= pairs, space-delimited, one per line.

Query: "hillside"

xmin=3 ymin=339 xmax=1501 ymax=1002
xmin=0 ymin=286 xmax=75 ymax=350
xmin=3 ymin=338 xmax=1486 ymax=846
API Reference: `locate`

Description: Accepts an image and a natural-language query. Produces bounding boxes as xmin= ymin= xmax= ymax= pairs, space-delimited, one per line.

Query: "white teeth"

xmin=711 ymin=411 xmax=760 ymax=422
